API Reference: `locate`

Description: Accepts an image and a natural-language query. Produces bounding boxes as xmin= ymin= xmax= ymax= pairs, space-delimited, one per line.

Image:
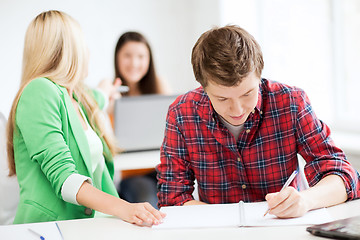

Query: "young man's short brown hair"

xmin=191 ymin=25 xmax=264 ymax=87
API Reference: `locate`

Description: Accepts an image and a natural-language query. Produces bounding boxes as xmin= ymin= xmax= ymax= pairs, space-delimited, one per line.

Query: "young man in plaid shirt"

xmin=157 ymin=25 xmax=359 ymax=218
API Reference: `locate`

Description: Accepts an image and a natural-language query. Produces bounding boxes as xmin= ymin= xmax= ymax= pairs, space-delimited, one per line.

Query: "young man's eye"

xmin=243 ymin=91 xmax=252 ymax=97
xmin=218 ymin=98 xmax=227 ymax=102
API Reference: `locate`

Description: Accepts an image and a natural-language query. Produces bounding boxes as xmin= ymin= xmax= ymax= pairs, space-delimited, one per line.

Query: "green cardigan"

xmin=13 ymin=77 xmax=119 ymax=224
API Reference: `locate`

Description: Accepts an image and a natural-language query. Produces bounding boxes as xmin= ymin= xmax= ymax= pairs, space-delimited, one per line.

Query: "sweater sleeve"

xmin=61 ymin=173 xmax=92 ymax=205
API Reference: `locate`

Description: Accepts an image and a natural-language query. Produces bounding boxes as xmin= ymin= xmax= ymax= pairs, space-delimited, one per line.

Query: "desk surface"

xmin=1 ymin=199 xmax=359 ymax=240
xmin=113 ymin=150 xmax=160 ymax=171
xmin=56 ymin=199 xmax=359 ymax=240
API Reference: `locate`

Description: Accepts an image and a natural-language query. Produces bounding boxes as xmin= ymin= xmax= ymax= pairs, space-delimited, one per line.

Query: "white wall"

xmin=220 ymin=0 xmax=333 ymax=122
xmin=0 ymin=0 xmax=221 ymax=117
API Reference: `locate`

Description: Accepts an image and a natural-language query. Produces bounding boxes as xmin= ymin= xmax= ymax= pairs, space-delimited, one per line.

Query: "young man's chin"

xmin=225 ymin=117 xmax=246 ymax=126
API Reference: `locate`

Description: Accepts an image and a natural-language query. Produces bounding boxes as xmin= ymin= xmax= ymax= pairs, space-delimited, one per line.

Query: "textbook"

xmin=153 ymin=201 xmax=333 ymax=229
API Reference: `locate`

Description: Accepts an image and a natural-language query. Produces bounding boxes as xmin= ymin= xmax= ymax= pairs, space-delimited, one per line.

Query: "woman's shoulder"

xmin=26 ymin=77 xmax=61 ymax=91
xmin=22 ymin=77 xmax=64 ymax=97
xmin=19 ymin=77 xmax=65 ymax=107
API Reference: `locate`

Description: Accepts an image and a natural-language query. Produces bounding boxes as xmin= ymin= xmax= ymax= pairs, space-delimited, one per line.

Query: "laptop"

xmin=114 ymin=94 xmax=178 ymax=152
xmin=306 ymin=215 xmax=360 ymax=240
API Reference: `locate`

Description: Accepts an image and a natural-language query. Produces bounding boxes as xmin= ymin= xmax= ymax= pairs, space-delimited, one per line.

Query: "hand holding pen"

xmin=264 ymin=170 xmax=299 ymax=217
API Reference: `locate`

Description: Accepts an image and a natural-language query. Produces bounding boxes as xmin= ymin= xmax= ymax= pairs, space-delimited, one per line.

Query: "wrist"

xmin=115 ymin=198 xmax=131 ymax=219
xmin=299 ymin=189 xmax=316 ymax=212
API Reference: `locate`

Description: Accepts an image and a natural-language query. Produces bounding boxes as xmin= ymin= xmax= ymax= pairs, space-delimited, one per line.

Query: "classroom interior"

xmin=1 ymin=0 xmax=359 ymax=170
xmin=0 ymin=0 xmax=359 ymax=238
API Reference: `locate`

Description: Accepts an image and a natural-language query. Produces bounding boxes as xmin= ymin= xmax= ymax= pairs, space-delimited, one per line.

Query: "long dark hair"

xmin=114 ymin=31 xmax=159 ymax=94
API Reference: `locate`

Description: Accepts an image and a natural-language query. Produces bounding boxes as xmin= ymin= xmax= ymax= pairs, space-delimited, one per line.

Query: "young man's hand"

xmin=265 ymin=175 xmax=347 ymax=218
xmin=265 ymin=187 xmax=310 ymax=218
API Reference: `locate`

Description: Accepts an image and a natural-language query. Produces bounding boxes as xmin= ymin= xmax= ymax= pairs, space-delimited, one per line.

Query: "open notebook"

xmin=153 ymin=201 xmax=333 ymax=229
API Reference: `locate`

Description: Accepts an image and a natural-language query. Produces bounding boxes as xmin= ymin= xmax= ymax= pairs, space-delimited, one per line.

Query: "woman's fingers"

xmin=114 ymin=77 xmax=122 ymax=86
xmin=143 ymin=202 xmax=166 ymax=223
xmin=129 ymin=202 xmax=165 ymax=226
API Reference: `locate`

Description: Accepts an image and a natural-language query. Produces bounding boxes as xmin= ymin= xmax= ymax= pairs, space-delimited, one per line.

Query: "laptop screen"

xmin=114 ymin=94 xmax=178 ymax=152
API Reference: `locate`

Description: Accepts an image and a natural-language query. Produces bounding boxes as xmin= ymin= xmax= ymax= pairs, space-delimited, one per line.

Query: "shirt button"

xmin=237 ymin=157 xmax=241 ymax=162
xmin=246 ymin=129 xmax=250 ymax=133
xmin=251 ymin=110 xmax=255 ymax=114
xmin=84 ymin=207 xmax=92 ymax=216
xmin=260 ymin=111 xmax=263 ymax=115
xmin=242 ymin=184 xmax=247 ymax=189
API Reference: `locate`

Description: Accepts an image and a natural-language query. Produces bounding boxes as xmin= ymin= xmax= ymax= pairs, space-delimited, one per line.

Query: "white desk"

xmin=2 ymin=199 xmax=357 ymax=240
xmin=58 ymin=199 xmax=360 ymax=239
xmin=113 ymin=150 xmax=160 ymax=171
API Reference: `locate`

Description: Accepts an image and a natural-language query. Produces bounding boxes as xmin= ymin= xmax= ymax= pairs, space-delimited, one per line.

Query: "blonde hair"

xmin=7 ymin=10 xmax=118 ymax=176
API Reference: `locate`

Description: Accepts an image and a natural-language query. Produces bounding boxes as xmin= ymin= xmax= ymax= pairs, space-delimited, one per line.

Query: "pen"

xmin=55 ymin=222 xmax=64 ymax=240
xmin=28 ymin=228 xmax=45 ymax=240
xmin=118 ymin=86 xmax=129 ymax=93
xmin=263 ymin=170 xmax=298 ymax=217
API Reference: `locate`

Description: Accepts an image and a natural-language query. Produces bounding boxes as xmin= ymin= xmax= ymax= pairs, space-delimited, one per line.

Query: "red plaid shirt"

xmin=157 ymin=79 xmax=360 ymax=207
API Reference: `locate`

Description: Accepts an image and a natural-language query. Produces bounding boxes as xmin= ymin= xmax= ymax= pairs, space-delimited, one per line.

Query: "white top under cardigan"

xmin=61 ymin=105 xmax=106 ymax=206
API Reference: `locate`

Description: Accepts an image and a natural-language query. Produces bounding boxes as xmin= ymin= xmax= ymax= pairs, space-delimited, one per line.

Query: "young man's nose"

xmin=230 ymin=101 xmax=243 ymax=115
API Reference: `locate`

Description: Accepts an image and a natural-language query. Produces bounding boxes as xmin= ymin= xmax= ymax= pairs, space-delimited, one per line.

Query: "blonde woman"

xmin=6 ymin=10 xmax=164 ymax=225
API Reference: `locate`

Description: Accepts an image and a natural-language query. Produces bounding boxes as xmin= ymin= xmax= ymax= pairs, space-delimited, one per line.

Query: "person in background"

xmin=111 ymin=31 xmax=170 ymax=209
xmin=157 ymin=25 xmax=360 ymax=218
xmin=7 ymin=10 xmax=164 ymax=225
xmin=114 ymin=31 xmax=170 ymax=96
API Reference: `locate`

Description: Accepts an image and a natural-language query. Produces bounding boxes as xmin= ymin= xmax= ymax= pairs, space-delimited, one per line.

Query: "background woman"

xmin=113 ymin=31 xmax=170 ymax=208
xmin=7 ymin=10 xmax=164 ymax=225
xmin=114 ymin=31 xmax=169 ymax=96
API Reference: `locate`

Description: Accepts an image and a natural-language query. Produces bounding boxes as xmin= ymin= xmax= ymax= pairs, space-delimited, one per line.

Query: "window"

xmin=220 ymin=0 xmax=360 ymax=133
xmin=332 ymin=0 xmax=360 ymax=132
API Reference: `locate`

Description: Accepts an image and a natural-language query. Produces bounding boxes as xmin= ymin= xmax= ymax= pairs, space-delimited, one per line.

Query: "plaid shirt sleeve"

xmin=294 ymin=89 xmax=360 ymax=200
xmin=157 ymin=107 xmax=195 ymax=207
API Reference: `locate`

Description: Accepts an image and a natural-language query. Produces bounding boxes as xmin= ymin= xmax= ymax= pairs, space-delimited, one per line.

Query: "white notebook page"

xmin=243 ymin=202 xmax=333 ymax=226
xmin=154 ymin=203 xmax=240 ymax=229
xmin=154 ymin=201 xmax=333 ymax=229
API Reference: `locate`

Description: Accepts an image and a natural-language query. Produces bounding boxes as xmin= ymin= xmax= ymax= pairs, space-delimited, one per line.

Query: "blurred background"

xmin=0 ymin=0 xmax=359 ymax=168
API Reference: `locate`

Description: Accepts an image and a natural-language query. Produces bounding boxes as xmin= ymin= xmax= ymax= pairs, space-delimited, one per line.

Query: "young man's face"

xmin=205 ymin=72 xmax=260 ymax=126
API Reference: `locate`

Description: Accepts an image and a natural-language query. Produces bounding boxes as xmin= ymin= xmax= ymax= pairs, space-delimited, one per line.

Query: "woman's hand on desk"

xmin=120 ymin=202 xmax=166 ymax=226
xmin=76 ymin=181 xmax=165 ymax=227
